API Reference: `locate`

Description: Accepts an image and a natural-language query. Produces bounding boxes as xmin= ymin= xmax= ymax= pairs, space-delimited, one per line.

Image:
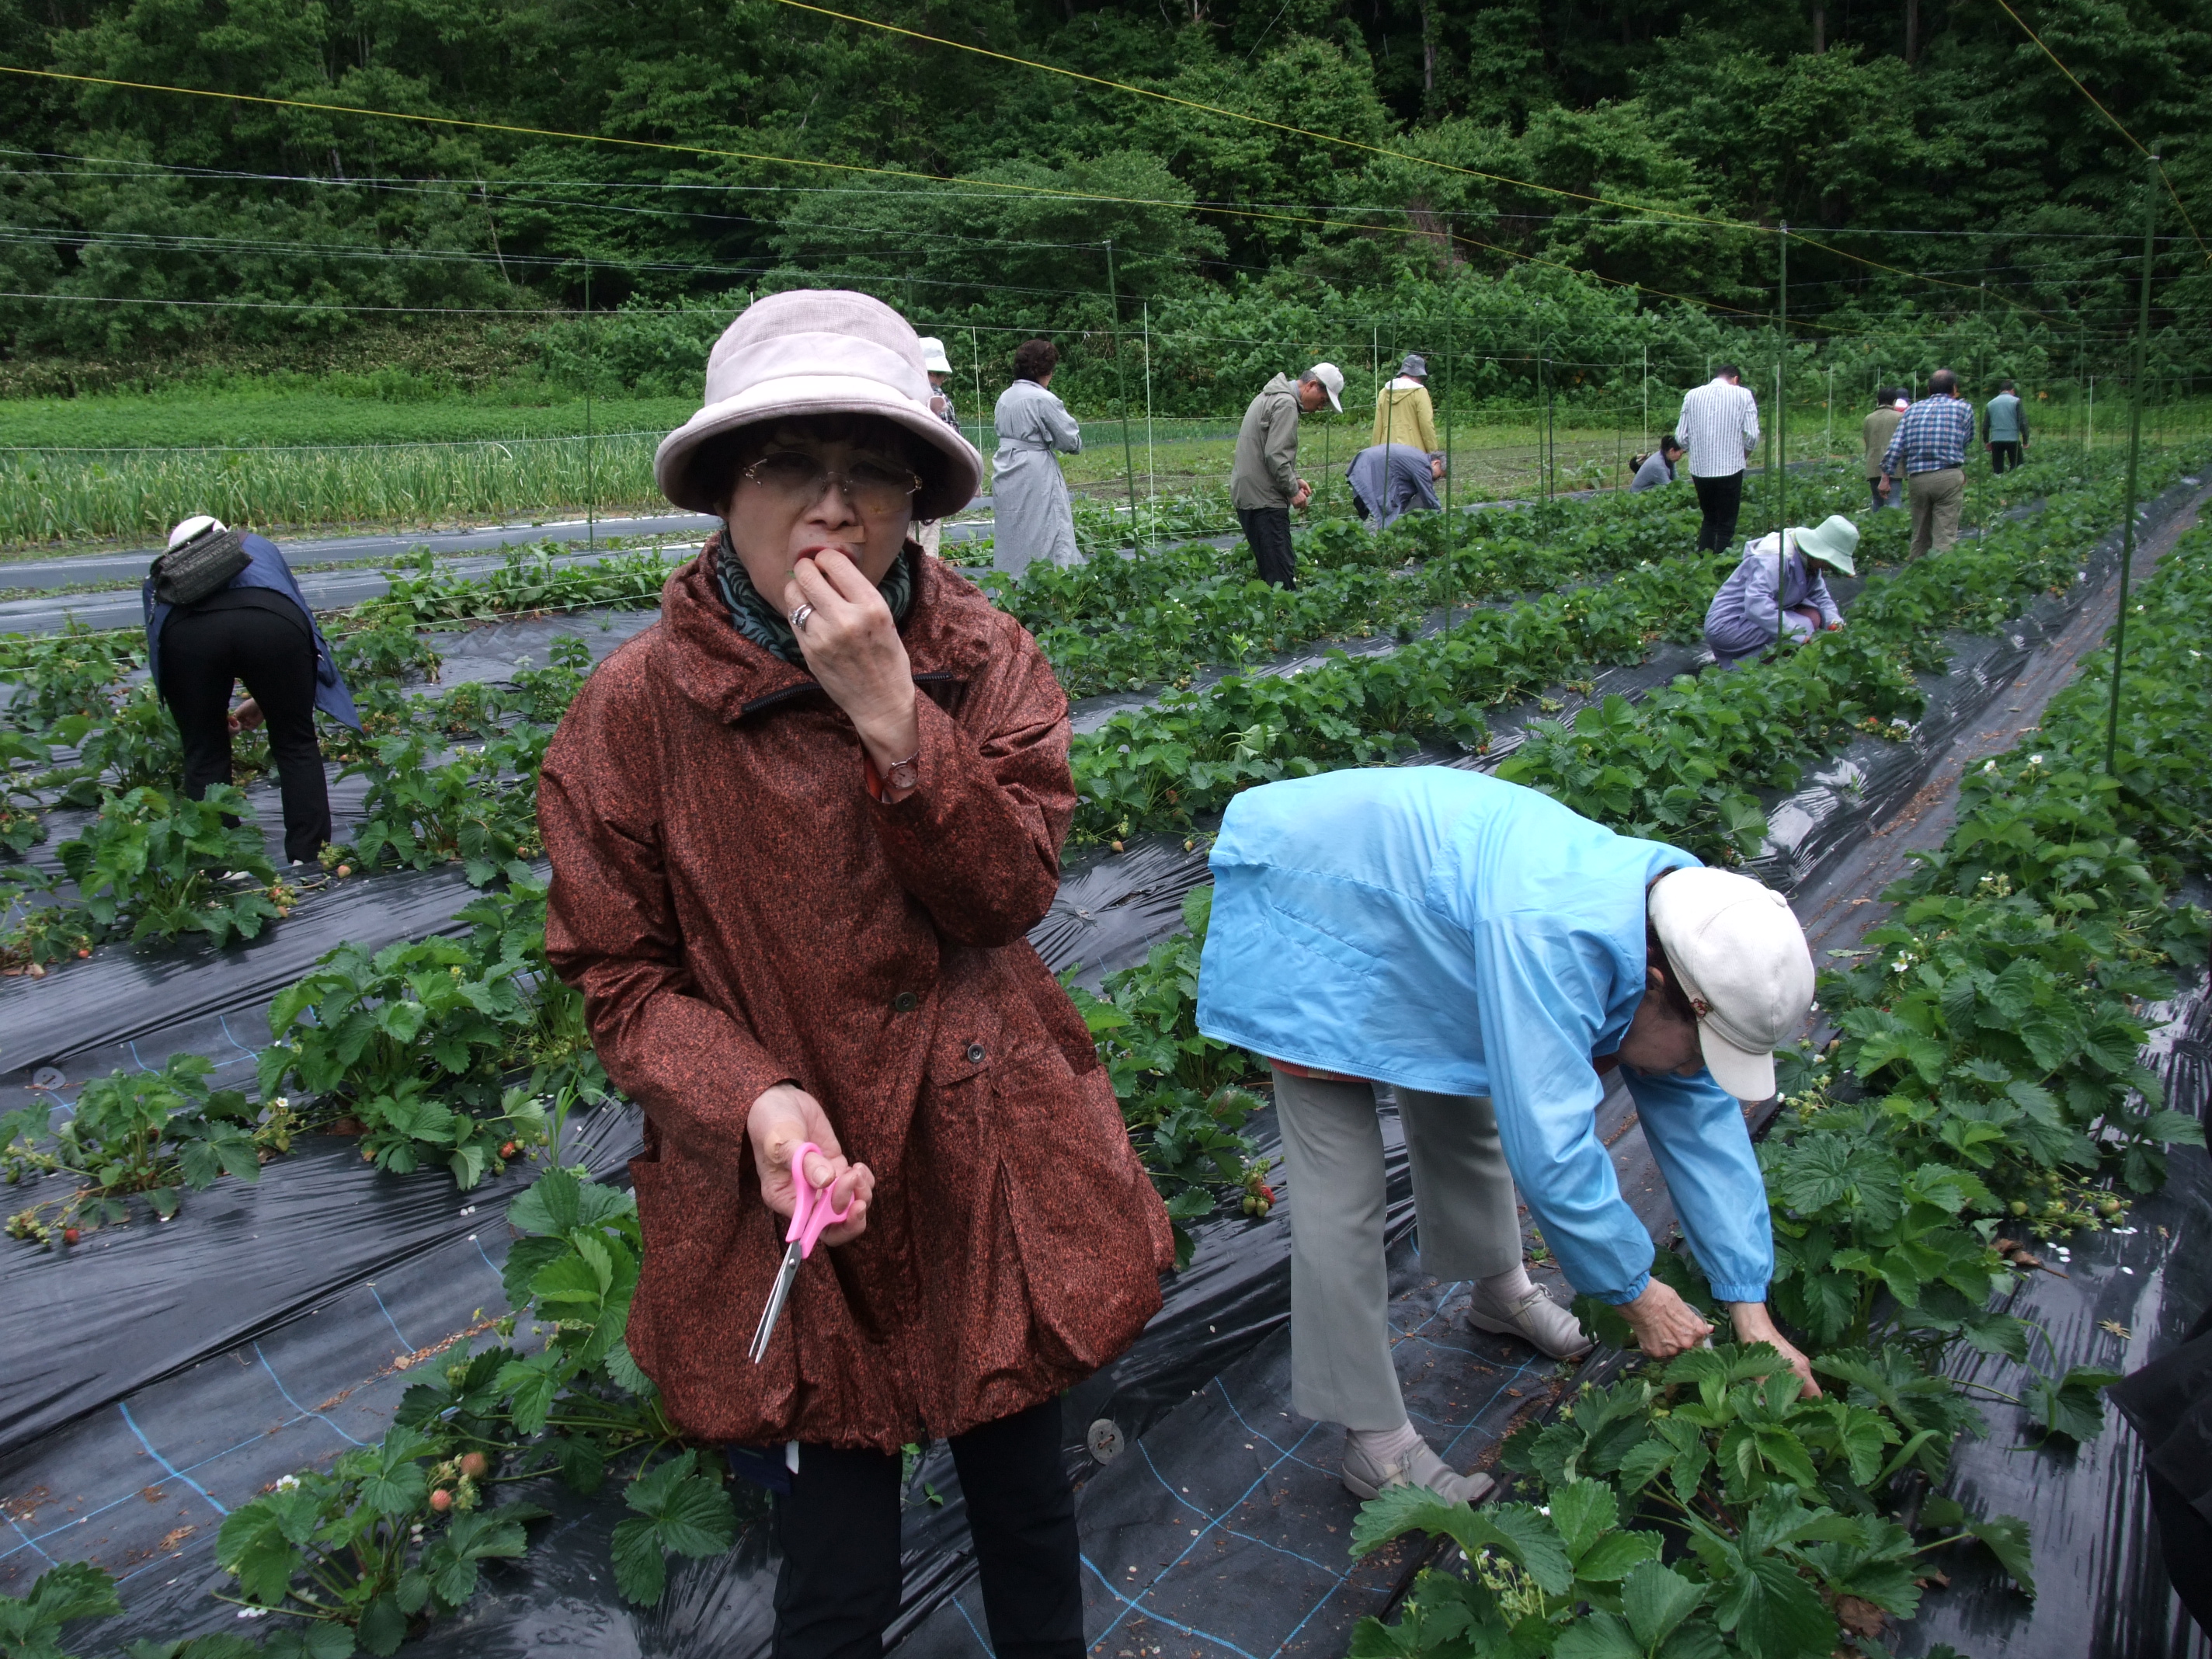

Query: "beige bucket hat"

xmin=654 ymin=290 xmax=983 ymax=521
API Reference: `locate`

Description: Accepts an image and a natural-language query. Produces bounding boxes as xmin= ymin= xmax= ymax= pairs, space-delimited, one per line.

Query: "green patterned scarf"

xmin=714 ymin=530 xmax=915 ymax=665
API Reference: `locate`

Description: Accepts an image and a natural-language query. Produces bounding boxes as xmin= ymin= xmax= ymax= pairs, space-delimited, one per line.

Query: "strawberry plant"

xmin=50 ymin=680 xmax=186 ymax=797
xmin=1066 ymin=885 xmax=1267 ymax=1262
xmin=0 ymin=727 xmax=49 ymax=850
xmin=1350 ymin=1344 xmax=2031 ymax=1659
xmin=343 ymin=721 xmax=553 ymax=885
xmin=55 ymin=784 xmax=290 ymax=946
xmin=374 ymin=544 xmax=674 ymax=628
xmin=46 ymin=1162 xmax=736 ymax=1657
xmin=256 ymin=878 xmax=596 ymax=1186
xmin=0 ymin=1560 xmax=122 ymax=1659
xmin=0 ymin=621 xmax=141 ymax=734
xmin=1 ymin=1052 xmax=272 ymax=1243
xmin=330 ymin=619 xmax=443 ymax=687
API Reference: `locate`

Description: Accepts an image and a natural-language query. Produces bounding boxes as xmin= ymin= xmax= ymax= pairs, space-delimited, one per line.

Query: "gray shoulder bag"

xmin=150 ymin=526 xmax=251 ymax=608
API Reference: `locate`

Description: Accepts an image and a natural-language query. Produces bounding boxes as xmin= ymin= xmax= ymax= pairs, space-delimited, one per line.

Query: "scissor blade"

xmin=748 ymin=1240 xmax=804 ymax=1364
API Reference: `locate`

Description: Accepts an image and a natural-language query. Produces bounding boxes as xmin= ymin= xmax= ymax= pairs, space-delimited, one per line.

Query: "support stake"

xmin=1105 ymin=242 xmax=1141 ymax=552
xmin=2104 ymin=155 xmax=2161 ymax=776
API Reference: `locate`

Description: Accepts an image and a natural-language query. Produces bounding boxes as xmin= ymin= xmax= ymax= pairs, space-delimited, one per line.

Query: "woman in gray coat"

xmin=990 ymin=338 xmax=1083 ymax=577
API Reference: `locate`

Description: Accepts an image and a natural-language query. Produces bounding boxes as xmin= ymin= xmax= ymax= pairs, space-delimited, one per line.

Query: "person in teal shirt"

xmin=1984 ymin=381 xmax=2029 ymax=475
xmin=1196 ymin=767 xmax=1817 ymax=1504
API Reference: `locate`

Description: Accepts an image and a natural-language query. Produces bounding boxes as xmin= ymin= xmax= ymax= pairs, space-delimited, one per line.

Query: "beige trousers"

xmin=1271 ymin=1067 xmax=1525 ymax=1430
xmin=1907 ymin=467 xmax=1963 ymax=558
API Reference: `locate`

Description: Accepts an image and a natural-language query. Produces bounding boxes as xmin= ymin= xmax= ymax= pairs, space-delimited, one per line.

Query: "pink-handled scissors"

xmin=746 ymin=1141 xmax=852 ymax=1364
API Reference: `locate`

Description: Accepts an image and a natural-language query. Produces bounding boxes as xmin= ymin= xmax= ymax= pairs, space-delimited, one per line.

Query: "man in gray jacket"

xmin=1230 ymin=363 xmax=1344 ymax=587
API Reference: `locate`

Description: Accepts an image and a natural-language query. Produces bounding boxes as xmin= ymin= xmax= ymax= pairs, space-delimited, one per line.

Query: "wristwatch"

xmin=884 ymin=752 xmax=921 ymax=793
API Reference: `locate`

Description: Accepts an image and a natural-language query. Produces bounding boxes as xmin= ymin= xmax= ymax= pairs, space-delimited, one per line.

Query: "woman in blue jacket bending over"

xmin=1197 ymin=767 xmax=1817 ymax=1507
xmin=143 ymin=516 xmax=360 ymax=865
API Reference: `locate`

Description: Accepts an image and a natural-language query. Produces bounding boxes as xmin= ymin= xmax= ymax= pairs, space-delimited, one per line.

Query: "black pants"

xmin=1692 ymin=471 xmax=1745 ymax=552
xmin=1988 ymin=440 xmax=2023 ymax=475
xmin=158 ymin=603 xmax=332 ymax=864
xmin=1236 ymin=506 xmax=1296 ymax=589
xmin=772 ymin=1399 xmax=1080 ymax=1659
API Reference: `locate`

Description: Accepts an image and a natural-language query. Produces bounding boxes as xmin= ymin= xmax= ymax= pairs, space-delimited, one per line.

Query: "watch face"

xmin=888 ymin=760 xmax=920 ymax=791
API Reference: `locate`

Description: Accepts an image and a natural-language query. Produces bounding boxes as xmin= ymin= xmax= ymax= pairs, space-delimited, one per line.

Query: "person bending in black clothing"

xmin=144 ymin=516 xmax=362 ymax=866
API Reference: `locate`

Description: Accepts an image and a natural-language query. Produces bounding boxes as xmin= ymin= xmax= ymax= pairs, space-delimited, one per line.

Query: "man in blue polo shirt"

xmin=1196 ymin=767 xmax=1817 ymax=1506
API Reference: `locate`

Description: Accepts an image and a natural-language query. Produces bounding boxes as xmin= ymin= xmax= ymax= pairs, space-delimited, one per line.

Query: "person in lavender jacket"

xmin=1703 ymin=513 xmax=1857 ymax=669
xmin=143 ymin=516 xmax=360 ymax=864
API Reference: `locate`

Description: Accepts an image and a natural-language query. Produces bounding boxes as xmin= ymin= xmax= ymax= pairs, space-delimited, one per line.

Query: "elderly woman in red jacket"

xmin=539 ymin=290 xmax=1172 ymax=1659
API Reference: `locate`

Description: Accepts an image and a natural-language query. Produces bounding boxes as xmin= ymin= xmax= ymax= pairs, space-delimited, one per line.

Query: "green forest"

xmin=1 ymin=0 xmax=2208 ymax=408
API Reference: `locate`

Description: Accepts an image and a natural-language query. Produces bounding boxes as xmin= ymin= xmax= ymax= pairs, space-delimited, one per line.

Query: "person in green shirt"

xmin=1862 ymin=389 xmax=1905 ymax=510
xmin=1984 ymin=381 xmax=2029 ymax=475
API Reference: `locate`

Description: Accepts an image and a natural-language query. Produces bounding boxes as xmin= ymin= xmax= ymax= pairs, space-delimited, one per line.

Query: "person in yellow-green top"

xmin=1372 ymin=353 xmax=1438 ymax=455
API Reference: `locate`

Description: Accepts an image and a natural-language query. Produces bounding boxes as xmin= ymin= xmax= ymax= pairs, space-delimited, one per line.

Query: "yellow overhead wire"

xmin=1987 ymin=0 xmax=2212 ymax=269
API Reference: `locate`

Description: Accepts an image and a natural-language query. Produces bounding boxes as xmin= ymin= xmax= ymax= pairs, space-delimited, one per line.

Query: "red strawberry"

xmin=61 ymin=1226 xmax=79 ymax=1245
xmin=429 ymin=1488 xmax=454 ymax=1512
xmin=459 ymin=1452 xmax=489 ymax=1479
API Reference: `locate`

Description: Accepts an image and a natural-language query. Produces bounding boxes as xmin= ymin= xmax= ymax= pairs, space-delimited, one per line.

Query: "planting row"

xmin=1074 ymin=450 xmax=2191 ymax=855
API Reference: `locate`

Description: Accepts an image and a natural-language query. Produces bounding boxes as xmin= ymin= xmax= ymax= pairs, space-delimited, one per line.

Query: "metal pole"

xmin=969 ymin=326 xmax=984 ymax=459
xmin=1143 ymin=301 xmax=1156 ymax=554
xmin=1444 ymin=315 xmax=1456 ymax=630
xmin=1104 ymin=242 xmax=1141 ymax=551
xmin=1642 ymin=343 xmax=1649 ymax=449
xmin=585 ymin=255 xmax=595 ymax=553
xmin=1775 ymin=223 xmax=1787 ymax=649
xmin=2104 ymin=154 xmax=2161 ymax=776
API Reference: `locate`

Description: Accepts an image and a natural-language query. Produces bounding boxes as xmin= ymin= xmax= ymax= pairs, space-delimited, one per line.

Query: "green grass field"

xmin=9 ymin=378 xmax=2059 ymax=549
xmin=0 ymin=389 xmax=699 ymax=449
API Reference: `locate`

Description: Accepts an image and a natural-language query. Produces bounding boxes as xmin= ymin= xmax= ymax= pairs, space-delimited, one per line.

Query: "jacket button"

xmin=893 ymin=993 xmax=919 ymax=1013
xmin=965 ymin=1042 xmax=986 ymax=1064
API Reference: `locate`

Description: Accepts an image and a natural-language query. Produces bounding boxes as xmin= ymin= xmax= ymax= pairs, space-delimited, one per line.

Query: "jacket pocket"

xmin=989 ymin=1055 xmax=1166 ymax=1370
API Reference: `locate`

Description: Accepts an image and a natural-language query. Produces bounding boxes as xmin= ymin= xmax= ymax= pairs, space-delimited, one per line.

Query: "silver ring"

xmin=788 ymin=603 xmax=815 ymax=633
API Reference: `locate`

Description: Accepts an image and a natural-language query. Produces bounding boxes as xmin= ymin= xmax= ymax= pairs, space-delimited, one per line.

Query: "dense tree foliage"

xmin=0 ymin=0 xmax=2206 ymax=395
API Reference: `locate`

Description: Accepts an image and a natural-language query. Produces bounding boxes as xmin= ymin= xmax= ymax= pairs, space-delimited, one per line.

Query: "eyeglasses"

xmin=741 ymin=451 xmax=921 ymax=518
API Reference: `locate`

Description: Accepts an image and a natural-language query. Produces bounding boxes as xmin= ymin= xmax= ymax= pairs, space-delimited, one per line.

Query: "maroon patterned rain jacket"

xmin=539 ymin=541 xmax=1173 ymax=1451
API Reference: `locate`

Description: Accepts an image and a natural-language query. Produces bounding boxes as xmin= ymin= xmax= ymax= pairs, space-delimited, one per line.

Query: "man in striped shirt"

xmin=1675 ymin=367 xmax=1762 ymax=553
xmin=1880 ymin=369 xmax=1974 ymax=557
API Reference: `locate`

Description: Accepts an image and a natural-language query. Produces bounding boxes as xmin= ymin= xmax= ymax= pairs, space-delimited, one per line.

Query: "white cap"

xmin=917 ymin=336 xmax=953 ymax=374
xmin=168 ymin=515 xmax=228 ymax=551
xmin=1304 ymin=363 xmax=1345 ymax=412
xmin=1648 ymin=867 xmax=1814 ymax=1101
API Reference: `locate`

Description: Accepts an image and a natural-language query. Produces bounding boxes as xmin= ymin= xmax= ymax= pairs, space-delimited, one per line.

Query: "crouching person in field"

xmin=1195 ymin=767 xmax=1818 ymax=1507
xmin=1702 ymin=513 xmax=1857 ymax=670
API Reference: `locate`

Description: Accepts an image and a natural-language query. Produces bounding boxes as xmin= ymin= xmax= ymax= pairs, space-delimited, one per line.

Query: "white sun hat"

xmin=654 ymin=290 xmax=983 ymax=521
xmin=1648 ymin=866 xmax=1815 ymax=1102
xmin=917 ymin=336 xmax=953 ymax=375
xmin=168 ymin=515 xmax=228 ymax=551
xmin=1306 ymin=362 xmax=1345 ymax=412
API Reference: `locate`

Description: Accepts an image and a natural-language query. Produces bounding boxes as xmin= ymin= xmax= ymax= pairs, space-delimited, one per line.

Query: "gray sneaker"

xmin=1466 ymin=1284 xmax=1595 ymax=1359
xmin=1340 ymin=1437 xmax=1494 ymax=1507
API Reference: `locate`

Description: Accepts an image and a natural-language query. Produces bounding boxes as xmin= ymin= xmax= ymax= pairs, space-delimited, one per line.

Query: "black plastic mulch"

xmin=2 ymin=475 xmax=2207 ymax=1657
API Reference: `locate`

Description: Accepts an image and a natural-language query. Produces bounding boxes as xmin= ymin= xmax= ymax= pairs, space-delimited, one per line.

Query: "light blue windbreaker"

xmin=1195 ymin=767 xmax=1774 ymax=1306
